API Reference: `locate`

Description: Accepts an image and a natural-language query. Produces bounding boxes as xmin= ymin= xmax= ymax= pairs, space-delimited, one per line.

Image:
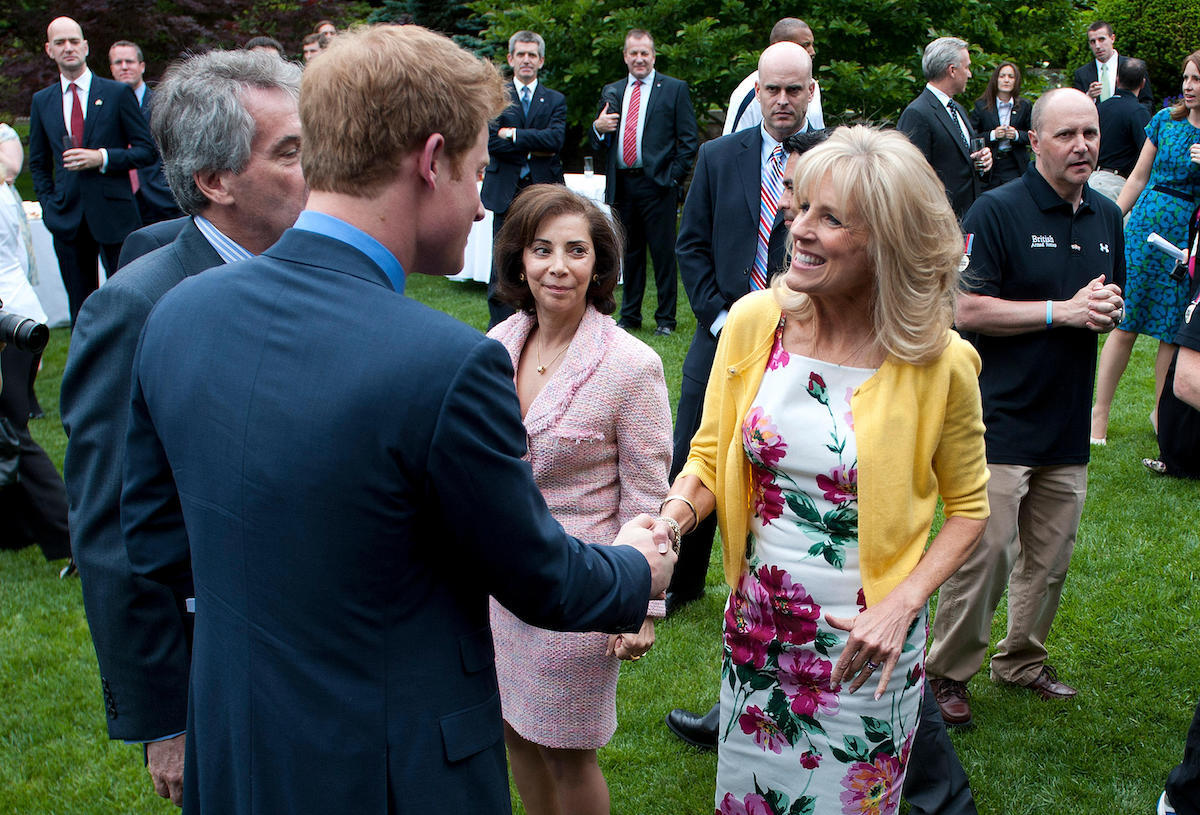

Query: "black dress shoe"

xmin=653 ymin=325 xmax=673 ymax=336
xmin=665 ymin=703 xmax=720 ymax=750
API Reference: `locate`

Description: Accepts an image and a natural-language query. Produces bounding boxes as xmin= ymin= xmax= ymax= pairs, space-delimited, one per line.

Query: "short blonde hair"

xmin=300 ymin=24 xmax=508 ymax=195
xmin=773 ymin=125 xmax=963 ymax=365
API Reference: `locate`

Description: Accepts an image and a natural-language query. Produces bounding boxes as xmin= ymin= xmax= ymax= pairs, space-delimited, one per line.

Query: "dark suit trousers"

xmin=668 ymin=366 xmax=718 ymax=601
xmin=54 ymin=214 xmax=123 ymax=326
xmin=0 ymin=346 xmax=71 ymax=561
xmin=614 ymin=172 xmax=678 ymax=329
xmin=902 ymin=683 xmax=978 ymax=815
xmin=1167 ymin=696 xmax=1200 ymax=815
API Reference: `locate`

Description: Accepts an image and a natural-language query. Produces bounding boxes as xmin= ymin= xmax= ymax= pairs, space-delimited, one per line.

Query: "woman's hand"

xmin=607 ymin=617 xmax=655 ymax=661
xmin=825 ymin=587 xmax=923 ymax=700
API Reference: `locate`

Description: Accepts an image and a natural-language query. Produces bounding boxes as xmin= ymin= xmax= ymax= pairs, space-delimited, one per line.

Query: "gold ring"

xmin=630 ymin=654 xmax=642 ymax=661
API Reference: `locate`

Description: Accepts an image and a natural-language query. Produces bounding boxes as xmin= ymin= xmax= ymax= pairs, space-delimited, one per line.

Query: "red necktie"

xmin=622 ymin=80 xmax=641 ymax=167
xmin=69 ymin=83 xmax=84 ymax=148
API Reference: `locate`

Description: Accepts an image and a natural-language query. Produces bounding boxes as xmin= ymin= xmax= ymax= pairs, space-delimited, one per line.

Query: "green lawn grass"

xmin=1 ymin=275 xmax=1196 ymax=814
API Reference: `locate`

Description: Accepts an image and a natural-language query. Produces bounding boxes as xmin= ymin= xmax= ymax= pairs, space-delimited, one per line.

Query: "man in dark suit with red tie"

xmin=897 ymin=37 xmax=993 ymax=220
xmin=591 ymin=29 xmax=698 ymax=335
xmin=108 ymin=39 xmax=183 ymax=227
xmin=481 ymin=30 xmax=566 ymax=328
xmin=27 ymin=17 xmax=155 ymax=324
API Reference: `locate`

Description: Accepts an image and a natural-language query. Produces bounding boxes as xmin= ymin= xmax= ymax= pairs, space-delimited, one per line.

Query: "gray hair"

xmin=922 ymin=36 xmax=968 ymax=82
xmin=150 ymin=50 xmax=301 ymax=215
xmin=508 ymin=31 xmax=545 ymax=58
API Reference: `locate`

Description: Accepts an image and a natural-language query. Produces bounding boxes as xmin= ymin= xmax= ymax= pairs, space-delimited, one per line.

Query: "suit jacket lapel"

xmin=642 ymin=76 xmax=665 ymax=127
xmin=739 ymin=128 xmax=762 ymax=225
xmin=509 ymin=83 xmax=526 ymax=127
xmin=925 ymin=90 xmax=969 ymax=159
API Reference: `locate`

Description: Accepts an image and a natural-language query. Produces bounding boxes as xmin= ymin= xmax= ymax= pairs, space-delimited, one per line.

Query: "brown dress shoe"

xmin=929 ymin=676 xmax=973 ymax=727
xmin=1020 ymin=665 xmax=1077 ymax=700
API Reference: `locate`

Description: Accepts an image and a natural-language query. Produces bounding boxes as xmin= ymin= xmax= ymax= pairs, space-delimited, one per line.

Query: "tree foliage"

xmin=1091 ymin=0 xmax=1200 ymax=108
xmin=470 ymin=0 xmax=1083 ymax=135
xmin=0 ymin=0 xmax=368 ymax=117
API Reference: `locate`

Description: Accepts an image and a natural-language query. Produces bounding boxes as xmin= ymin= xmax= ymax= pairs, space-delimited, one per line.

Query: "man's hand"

xmin=970 ymin=146 xmax=993 ymax=172
xmin=147 ymin=734 xmax=185 ymax=806
xmin=62 ymin=147 xmax=102 ymax=172
xmin=614 ymin=514 xmax=676 ymax=598
xmin=593 ymin=102 xmax=619 ymax=134
xmin=1062 ymin=274 xmax=1123 ymax=332
xmin=1087 ymin=80 xmax=1103 ymax=100
xmin=497 ymin=127 xmax=516 ymax=140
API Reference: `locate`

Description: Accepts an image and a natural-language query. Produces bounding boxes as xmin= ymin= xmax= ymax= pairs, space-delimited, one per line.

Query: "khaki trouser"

xmin=926 ymin=462 xmax=1088 ymax=685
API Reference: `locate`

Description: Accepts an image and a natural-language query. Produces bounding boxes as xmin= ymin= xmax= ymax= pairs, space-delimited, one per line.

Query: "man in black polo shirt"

xmin=926 ymin=88 xmax=1125 ymax=728
xmin=1090 ymin=57 xmax=1151 ymax=202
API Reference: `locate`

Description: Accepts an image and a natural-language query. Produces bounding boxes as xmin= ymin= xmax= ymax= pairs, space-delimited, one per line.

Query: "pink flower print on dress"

xmin=806 ymin=371 xmax=829 ymax=405
xmin=816 ymin=464 xmax=857 ymax=504
xmin=716 ymin=792 xmax=774 ymax=815
xmin=743 ymin=407 xmax=787 ymax=469
xmin=839 ymin=752 xmax=902 ymax=815
xmin=758 ymin=565 xmax=820 ymax=645
xmin=738 ymin=705 xmax=788 ymax=755
xmin=767 ymin=338 xmax=790 ymax=370
xmin=800 ymin=750 xmax=822 ymax=769
xmin=725 ymin=576 xmax=775 ymax=669
xmin=778 ymin=649 xmax=840 ymax=717
xmin=750 ymin=465 xmax=786 ymax=524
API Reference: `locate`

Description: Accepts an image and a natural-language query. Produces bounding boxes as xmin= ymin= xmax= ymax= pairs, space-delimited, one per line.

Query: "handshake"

xmin=614 ymin=513 xmax=680 ymax=599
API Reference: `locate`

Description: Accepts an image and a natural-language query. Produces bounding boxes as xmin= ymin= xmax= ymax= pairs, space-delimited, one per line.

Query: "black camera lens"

xmin=0 ymin=308 xmax=50 ymax=354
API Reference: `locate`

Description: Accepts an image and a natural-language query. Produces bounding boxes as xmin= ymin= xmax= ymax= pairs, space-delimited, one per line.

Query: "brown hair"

xmin=979 ymin=61 xmax=1023 ymax=112
xmin=1171 ymin=50 xmax=1200 ymax=121
xmin=493 ymin=185 xmax=623 ymax=315
xmin=299 ymin=25 xmax=508 ymax=195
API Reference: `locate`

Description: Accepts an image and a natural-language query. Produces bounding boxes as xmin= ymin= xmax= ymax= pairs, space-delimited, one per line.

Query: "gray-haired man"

xmin=61 ymin=49 xmax=306 ymax=806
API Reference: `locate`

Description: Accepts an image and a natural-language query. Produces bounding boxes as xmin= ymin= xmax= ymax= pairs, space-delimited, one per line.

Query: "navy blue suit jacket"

xmin=590 ymin=72 xmax=698 ymax=204
xmin=481 ymin=81 xmax=566 ymax=214
xmin=28 ymin=74 xmax=155 ymax=243
xmin=676 ymin=127 xmax=763 ymax=381
xmin=968 ymin=97 xmax=1032 ymax=180
xmin=1073 ymin=56 xmax=1154 ymax=113
xmin=120 ymin=227 xmax=651 ymax=813
xmin=117 ymin=215 xmax=189 ymax=269
xmin=61 ymin=219 xmax=221 ymax=741
xmin=134 ymin=86 xmax=183 ymax=217
xmin=897 ymin=88 xmax=983 ymax=219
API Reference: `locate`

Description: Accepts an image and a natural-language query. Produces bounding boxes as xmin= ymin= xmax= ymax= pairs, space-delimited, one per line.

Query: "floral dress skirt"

xmin=716 ymin=324 xmax=925 ymax=815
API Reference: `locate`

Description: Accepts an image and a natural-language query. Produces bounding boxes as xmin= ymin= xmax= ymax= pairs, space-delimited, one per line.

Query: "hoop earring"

xmin=592 ymin=274 xmax=599 ymax=284
xmin=519 ymin=272 xmax=525 ymax=281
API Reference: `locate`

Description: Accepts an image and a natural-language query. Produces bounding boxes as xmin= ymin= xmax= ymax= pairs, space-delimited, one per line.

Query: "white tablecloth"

xmin=449 ymin=173 xmax=608 ymax=283
xmin=29 ymin=216 xmax=78 ymax=328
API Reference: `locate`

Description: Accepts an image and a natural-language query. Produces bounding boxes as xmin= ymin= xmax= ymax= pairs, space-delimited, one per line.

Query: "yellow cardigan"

xmin=680 ymin=291 xmax=990 ymax=606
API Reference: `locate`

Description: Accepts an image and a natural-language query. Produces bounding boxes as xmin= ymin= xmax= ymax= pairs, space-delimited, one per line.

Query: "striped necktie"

xmin=622 ymin=80 xmax=641 ymax=167
xmin=752 ymin=145 xmax=784 ymax=290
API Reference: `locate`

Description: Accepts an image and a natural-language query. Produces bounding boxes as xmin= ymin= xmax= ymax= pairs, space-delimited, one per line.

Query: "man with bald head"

xmin=927 ymin=88 xmax=1125 ymax=728
xmin=724 ymin=17 xmax=825 ymax=135
xmin=28 ymin=17 xmax=155 ymax=324
xmin=670 ymin=41 xmax=814 ymax=618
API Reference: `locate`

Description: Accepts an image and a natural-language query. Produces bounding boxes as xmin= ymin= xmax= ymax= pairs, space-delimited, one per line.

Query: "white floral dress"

xmin=715 ymin=320 xmax=925 ymax=815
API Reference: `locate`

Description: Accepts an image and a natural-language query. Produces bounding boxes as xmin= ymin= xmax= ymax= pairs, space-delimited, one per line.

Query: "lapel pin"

xmin=94 ymin=99 xmax=103 ymax=106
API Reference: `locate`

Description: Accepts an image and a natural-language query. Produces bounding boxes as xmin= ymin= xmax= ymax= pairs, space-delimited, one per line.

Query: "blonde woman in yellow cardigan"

xmin=653 ymin=126 xmax=990 ymax=815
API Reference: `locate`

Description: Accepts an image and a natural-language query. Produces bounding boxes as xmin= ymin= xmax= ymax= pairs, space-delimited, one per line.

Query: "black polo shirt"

xmin=960 ymin=166 xmax=1126 ymax=466
xmin=1097 ymin=89 xmax=1150 ymax=177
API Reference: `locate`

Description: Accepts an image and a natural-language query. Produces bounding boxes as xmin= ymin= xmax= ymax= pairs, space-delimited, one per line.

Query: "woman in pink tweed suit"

xmin=487 ymin=185 xmax=672 ymax=815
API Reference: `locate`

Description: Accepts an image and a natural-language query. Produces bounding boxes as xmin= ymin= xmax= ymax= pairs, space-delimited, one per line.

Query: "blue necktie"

xmin=521 ymin=86 xmax=531 ymax=116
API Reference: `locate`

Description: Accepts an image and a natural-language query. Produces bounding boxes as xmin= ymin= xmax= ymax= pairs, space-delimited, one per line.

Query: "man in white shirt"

xmin=1072 ymin=21 xmax=1153 ymax=113
xmin=723 ymin=18 xmax=824 ymax=135
xmin=26 ymin=17 xmax=155 ymax=324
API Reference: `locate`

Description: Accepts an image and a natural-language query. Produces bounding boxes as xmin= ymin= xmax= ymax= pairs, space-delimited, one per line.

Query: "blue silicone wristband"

xmin=1046 ymin=300 xmax=1053 ymax=328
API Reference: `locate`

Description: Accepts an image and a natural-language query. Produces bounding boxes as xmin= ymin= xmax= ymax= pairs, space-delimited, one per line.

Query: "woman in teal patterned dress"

xmin=652 ymin=126 xmax=990 ymax=815
xmin=1092 ymin=50 xmax=1200 ymax=442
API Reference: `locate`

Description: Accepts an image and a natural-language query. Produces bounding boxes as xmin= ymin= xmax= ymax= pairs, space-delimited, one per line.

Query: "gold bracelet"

xmin=659 ymin=494 xmax=698 ymax=533
xmin=657 ymin=515 xmax=682 ymax=553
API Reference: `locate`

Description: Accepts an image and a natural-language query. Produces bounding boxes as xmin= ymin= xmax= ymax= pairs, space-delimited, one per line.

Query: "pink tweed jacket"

xmin=487 ymin=304 xmax=672 ymax=748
